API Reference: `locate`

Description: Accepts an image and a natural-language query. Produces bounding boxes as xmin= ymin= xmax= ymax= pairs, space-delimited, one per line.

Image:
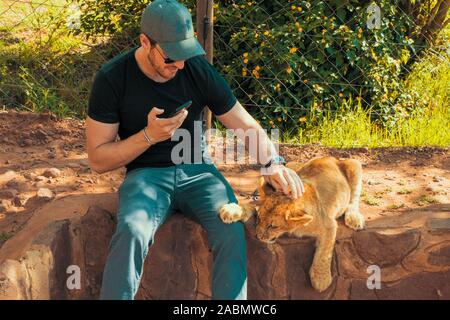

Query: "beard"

xmin=146 ymin=51 xmax=178 ymax=81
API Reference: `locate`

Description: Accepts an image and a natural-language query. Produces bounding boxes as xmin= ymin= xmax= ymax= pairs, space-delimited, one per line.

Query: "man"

xmin=86 ymin=0 xmax=304 ymax=300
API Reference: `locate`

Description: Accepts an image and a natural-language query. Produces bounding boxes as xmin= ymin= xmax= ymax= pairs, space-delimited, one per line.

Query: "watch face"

xmin=274 ymin=155 xmax=286 ymax=164
xmin=262 ymin=156 xmax=285 ymax=168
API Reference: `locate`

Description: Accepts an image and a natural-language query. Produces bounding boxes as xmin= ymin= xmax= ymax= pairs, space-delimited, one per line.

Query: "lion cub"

xmin=219 ymin=156 xmax=365 ymax=292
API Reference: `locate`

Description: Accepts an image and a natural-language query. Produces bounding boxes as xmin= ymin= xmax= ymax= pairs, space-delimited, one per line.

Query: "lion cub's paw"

xmin=344 ymin=210 xmax=365 ymax=230
xmin=309 ymin=264 xmax=333 ymax=292
xmin=219 ymin=203 xmax=244 ymax=224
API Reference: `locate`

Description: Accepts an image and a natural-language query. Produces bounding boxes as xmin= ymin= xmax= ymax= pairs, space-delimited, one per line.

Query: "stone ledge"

xmin=0 ymin=200 xmax=449 ymax=300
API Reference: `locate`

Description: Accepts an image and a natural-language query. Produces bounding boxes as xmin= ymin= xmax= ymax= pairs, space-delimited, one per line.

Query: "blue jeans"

xmin=99 ymin=163 xmax=247 ymax=300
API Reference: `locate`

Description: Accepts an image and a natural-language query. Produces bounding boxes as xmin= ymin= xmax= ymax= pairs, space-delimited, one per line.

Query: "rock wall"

xmin=0 ymin=203 xmax=449 ymax=300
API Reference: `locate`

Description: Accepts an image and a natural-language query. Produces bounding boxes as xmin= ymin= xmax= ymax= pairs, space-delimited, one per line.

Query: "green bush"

xmin=213 ymin=0 xmax=421 ymax=130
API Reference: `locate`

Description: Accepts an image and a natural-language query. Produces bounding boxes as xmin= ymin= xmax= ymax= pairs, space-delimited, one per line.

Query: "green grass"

xmin=361 ymin=191 xmax=381 ymax=206
xmin=0 ymin=231 xmax=13 ymax=243
xmin=288 ymin=88 xmax=449 ymax=147
xmin=0 ymin=0 xmax=110 ymax=118
xmin=363 ymin=196 xmax=381 ymax=206
xmin=414 ymin=195 xmax=440 ymax=206
xmin=386 ymin=203 xmax=405 ymax=210
xmin=0 ymin=0 xmax=69 ymax=26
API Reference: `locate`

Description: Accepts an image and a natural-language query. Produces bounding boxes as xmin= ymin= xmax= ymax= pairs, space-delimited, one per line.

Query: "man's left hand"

xmin=263 ymin=164 xmax=305 ymax=199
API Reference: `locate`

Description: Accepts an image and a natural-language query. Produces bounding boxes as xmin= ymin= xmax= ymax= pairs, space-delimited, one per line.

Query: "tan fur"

xmin=220 ymin=156 xmax=365 ymax=292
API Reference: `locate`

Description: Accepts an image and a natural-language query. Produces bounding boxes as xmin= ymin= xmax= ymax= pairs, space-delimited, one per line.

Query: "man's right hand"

xmin=145 ymin=107 xmax=188 ymax=144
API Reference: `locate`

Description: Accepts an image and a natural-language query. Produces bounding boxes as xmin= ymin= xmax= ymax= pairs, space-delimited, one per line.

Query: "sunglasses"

xmin=144 ymin=34 xmax=176 ymax=64
xmin=154 ymin=46 xmax=176 ymax=64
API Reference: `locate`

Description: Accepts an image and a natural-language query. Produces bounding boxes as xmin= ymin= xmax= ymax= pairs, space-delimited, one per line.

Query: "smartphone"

xmin=160 ymin=100 xmax=192 ymax=118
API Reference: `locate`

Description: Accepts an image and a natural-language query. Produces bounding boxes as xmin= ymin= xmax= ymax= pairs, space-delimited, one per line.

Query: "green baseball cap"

xmin=140 ymin=0 xmax=206 ymax=61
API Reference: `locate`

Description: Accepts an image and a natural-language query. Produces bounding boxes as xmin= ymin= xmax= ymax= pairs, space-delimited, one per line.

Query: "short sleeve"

xmin=87 ymin=70 xmax=120 ymax=123
xmin=203 ymin=60 xmax=237 ymax=116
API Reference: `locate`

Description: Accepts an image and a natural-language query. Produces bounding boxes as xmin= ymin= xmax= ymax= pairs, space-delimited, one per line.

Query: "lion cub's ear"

xmin=285 ymin=210 xmax=313 ymax=226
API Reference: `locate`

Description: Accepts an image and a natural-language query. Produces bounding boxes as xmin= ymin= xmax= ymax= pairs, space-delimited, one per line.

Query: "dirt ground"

xmin=0 ymin=109 xmax=449 ymax=249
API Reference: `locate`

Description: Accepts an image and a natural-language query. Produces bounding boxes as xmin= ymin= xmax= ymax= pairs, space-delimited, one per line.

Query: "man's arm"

xmin=215 ymin=101 xmax=277 ymax=165
xmin=86 ymin=116 xmax=152 ymax=174
xmin=216 ymin=101 xmax=304 ymax=199
xmin=86 ymin=107 xmax=188 ymax=174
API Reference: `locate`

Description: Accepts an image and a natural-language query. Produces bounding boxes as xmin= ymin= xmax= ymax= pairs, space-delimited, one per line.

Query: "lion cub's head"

xmin=255 ymin=178 xmax=313 ymax=244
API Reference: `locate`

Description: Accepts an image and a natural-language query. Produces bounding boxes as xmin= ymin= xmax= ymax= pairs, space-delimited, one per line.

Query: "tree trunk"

xmin=419 ymin=0 xmax=450 ymax=44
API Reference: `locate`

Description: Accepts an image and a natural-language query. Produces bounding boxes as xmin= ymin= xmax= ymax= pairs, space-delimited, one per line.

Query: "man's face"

xmin=141 ymin=34 xmax=185 ymax=80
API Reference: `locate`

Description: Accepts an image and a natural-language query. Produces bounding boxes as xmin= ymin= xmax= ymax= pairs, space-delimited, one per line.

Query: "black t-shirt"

xmin=88 ymin=46 xmax=237 ymax=173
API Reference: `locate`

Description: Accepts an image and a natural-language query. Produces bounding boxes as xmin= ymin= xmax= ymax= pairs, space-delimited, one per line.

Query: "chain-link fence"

xmin=212 ymin=0 xmax=449 ymax=131
xmin=0 ymin=0 xmax=143 ymax=118
xmin=1 ymin=0 xmax=449 ymax=140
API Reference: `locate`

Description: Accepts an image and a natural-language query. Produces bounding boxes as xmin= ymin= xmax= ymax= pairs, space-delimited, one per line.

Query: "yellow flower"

xmin=243 ymin=52 xmax=248 ymax=58
xmin=252 ymin=69 xmax=260 ymax=78
xmin=291 ymin=5 xmax=296 ymax=10
xmin=275 ymin=83 xmax=281 ymax=92
xmin=341 ymin=25 xmax=350 ymax=32
xmin=277 ymin=117 xmax=282 ymax=122
xmin=295 ymin=22 xmax=300 ymax=27
xmin=303 ymin=79 xmax=308 ymax=83
xmin=297 ymin=7 xmax=302 ymax=12
xmin=255 ymin=65 xmax=261 ymax=71
xmin=358 ymin=28 xmax=363 ymax=33
xmin=286 ymin=66 xmax=292 ymax=74
xmin=289 ymin=47 xmax=298 ymax=54
xmin=322 ymin=29 xmax=327 ymax=34
xmin=269 ymin=120 xmax=274 ymax=125
xmin=242 ymin=68 xmax=247 ymax=76
xmin=357 ymin=33 xmax=362 ymax=39
xmin=298 ymin=27 xmax=303 ymax=33
xmin=243 ymin=58 xmax=248 ymax=64
xmin=299 ymin=117 xmax=307 ymax=123
xmin=254 ymin=33 xmax=259 ymax=38
xmin=264 ymin=30 xmax=269 ymax=36
xmin=339 ymin=92 xmax=344 ymax=98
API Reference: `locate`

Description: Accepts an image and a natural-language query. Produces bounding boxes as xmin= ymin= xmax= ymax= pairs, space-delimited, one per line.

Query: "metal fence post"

xmin=196 ymin=0 xmax=214 ymax=136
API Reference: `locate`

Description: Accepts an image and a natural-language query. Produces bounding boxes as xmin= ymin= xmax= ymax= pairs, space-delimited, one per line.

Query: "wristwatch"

xmin=262 ymin=155 xmax=286 ymax=168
